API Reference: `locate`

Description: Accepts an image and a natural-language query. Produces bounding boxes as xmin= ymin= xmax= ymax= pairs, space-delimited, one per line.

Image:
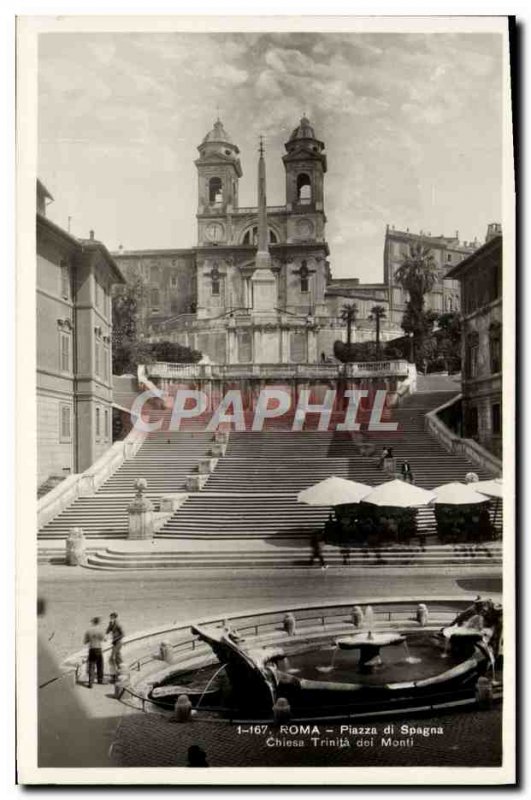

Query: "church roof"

xmin=202 ymin=118 xmax=234 ymax=145
xmin=289 ymin=116 xmax=317 ymax=141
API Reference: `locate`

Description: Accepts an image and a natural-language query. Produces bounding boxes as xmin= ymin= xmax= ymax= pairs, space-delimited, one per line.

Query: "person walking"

xmin=310 ymin=532 xmax=327 ymax=569
xmin=106 ymin=612 xmax=124 ymax=681
xmin=83 ymin=616 xmax=105 ymax=688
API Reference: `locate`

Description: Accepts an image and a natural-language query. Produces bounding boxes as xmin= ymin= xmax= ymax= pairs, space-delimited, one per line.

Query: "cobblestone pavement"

xmin=111 ymin=708 xmax=502 ymax=768
xmin=38 ymin=565 xmax=502 ymax=660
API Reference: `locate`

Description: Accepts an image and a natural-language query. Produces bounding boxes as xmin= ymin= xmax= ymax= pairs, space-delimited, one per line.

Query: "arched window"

xmin=209 ymin=177 xmax=223 ymax=203
xmin=296 ymin=173 xmax=312 ymax=204
xmin=242 ymin=226 xmax=278 ymax=245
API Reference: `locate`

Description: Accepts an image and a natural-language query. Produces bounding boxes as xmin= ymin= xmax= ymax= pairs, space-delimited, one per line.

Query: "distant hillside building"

xmin=36 ymin=180 xmax=125 ymax=491
xmin=446 ymin=226 xmax=502 ymax=458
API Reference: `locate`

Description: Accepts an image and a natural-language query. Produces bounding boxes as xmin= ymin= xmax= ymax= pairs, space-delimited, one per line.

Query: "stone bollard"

xmin=283 ymin=613 xmax=296 ymax=636
xmin=272 ymin=697 xmax=291 ymax=724
xmin=160 ymin=640 xmax=174 ymax=663
xmin=475 ymin=676 xmax=493 ymax=709
xmin=114 ymin=670 xmax=130 ymax=700
xmin=65 ymin=527 xmax=86 ymax=566
xmin=174 ymin=694 xmax=193 ymax=722
xmin=416 ymin=603 xmax=429 ymax=627
xmin=128 ymin=478 xmax=154 ymax=540
xmin=351 ymin=606 xmax=364 ymax=628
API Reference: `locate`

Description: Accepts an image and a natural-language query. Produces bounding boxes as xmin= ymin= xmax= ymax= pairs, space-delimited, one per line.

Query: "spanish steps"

xmin=38 ymin=375 xmax=501 ymax=560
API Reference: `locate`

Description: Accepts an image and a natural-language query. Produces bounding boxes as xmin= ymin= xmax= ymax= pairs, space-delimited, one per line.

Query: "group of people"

xmin=377 ymin=445 xmax=415 ymax=483
xmin=83 ymin=612 xmax=124 ymax=687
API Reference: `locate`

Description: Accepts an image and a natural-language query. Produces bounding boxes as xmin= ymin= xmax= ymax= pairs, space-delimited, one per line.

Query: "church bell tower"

xmin=282 ymin=116 xmax=327 ymax=244
xmin=195 ymin=119 xmax=242 ymax=246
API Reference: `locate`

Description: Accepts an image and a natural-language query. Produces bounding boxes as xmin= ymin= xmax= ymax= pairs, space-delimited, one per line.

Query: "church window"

xmin=209 ymin=177 xmax=223 ymax=203
xmin=211 ymin=265 xmax=221 ymax=296
xmin=242 ymin=226 xmax=278 ymax=245
xmin=297 ymin=173 xmax=312 ymax=204
xmin=300 ymin=261 xmax=309 ymax=293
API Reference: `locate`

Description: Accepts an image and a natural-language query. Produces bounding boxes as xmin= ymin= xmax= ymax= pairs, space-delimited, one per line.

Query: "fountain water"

xmin=195 ymin=662 xmax=227 ymax=710
xmin=402 ymin=639 xmax=422 ymax=665
xmin=316 ymin=644 xmax=339 ymax=674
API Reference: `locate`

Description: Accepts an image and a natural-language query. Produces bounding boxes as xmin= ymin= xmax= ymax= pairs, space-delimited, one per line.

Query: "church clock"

xmin=205 ymin=222 xmax=225 ymax=243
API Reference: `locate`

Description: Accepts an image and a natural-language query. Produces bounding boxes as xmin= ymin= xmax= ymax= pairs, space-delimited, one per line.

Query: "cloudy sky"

xmin=38 ymin=31 xmax=504 ymax=280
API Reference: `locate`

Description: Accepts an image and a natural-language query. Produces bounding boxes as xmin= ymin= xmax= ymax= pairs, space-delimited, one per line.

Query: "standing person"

xmin=310 ymin=532 xmax=327 ymax=569
xmin=83 ymin=617 xmax=105 ymax=688
xmin=106 ymin=612 xmax=124 ymax=682
xmin=401 ymin=460 xmax=414 ymax=483
xmin=377 ymin=446 xmax=389 ymax=470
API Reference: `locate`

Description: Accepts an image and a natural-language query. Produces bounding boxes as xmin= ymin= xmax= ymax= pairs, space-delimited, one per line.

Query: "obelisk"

xmin=251 ymin=137 xmax=277 ymax=314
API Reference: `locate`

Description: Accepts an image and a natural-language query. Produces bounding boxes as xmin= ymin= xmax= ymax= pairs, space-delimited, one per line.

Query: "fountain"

xmin=145 ymin=599 xmax=502 ymax=719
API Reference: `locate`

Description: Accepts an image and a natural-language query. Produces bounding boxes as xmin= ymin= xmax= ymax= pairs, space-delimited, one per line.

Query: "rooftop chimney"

xmin=89 ymin=230 xmax=94 ymax=241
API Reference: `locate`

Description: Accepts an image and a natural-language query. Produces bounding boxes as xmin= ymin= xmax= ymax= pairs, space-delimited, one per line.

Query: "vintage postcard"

xmin=16 ymin=14 xmax=515 ymax=784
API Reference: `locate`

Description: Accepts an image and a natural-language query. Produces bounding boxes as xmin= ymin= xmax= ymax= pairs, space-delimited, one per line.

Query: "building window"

xmin=491 ymin=403 xmax=502 ymax=435
xmin=447 ymin=253 xmax=452 ymax=262
xmin=237 ymin=331 xmax=252 ymax=363
xmin=59 ymin=404 xmax=72 ymax=441
xmin=466 ymin=331 xmax=479 ymax=378
xmin=466 ymin=406 xmax=479 ymax=438
xmin=209 ymin=177 xmax=223 ymax=204
xmin=170 ymin=275 xmax=178 ymax=288
xmin=150 ymin=288 xmax=160 ymax=308
xmin=96 ymin=407 xmax=101 ymax=439
xmin=59 ymin=332 xmax=71 ymax=373
xmin=489 ymin=322 xmax=502 ymax=374
xmin=60 ymin=261 xmax=70 ymax=299
xmin=296 ymin=173 xmax=312 ymax=204
xmin=104 ymin=408 xmax=109 ymax=441
xmin=170 ymin=300 xmax=179 ymax=313
xmin=95 ymin=339 xmax=101 ymax=376
xmin=210 ymin=265 xmax=221 ymax=296
xmin=103 ymin=346 xmax=110 ymax=382
xmin=242 ymin=226 xmax=278 ymax=245
xmin=300 ymin=261 xmax=309 ymax=293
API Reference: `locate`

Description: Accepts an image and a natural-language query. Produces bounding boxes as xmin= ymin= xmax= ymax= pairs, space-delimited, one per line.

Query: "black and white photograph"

xmin=16 ymin=14 xmax=515 ymax=785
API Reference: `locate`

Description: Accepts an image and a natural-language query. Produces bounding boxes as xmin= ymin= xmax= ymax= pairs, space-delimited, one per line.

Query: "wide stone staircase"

xmin=38 ymin=431 xmax=213 ymax=540
xmin=155 ymin=388 xmax=498 ymax=542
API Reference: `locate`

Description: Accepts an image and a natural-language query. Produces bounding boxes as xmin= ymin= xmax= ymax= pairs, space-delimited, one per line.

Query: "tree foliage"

xmin=395 ymin=243 xmax=439 ymax=363
xmin=339 ymin=303 xmax=358 ymax=347
xmin=111 ymin=280 xmax=201 ymax=375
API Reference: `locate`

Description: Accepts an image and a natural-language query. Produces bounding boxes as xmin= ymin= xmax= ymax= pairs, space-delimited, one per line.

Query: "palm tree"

xmin=369 ymin=305 xmax=387 ymax=359
xmin=340 ymin=303 xmax=358 ymax=347
xmin=394 ymin=243 xmax=438 ymax=360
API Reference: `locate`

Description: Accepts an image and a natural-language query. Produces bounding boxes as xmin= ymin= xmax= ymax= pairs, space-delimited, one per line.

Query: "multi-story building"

xmin=446 ymin=225 xmax=502 ymax=457
xmin=383 ymin=226 xmax=479 ymax=327
xmin=36 ymin=179 xmax=125 ymax=491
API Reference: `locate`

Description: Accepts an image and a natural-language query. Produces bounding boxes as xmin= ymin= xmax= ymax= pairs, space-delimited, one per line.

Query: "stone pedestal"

xmin=65 ymin=527 xmax=86 ymax=566
xmin=128 ymin=479 xmax=154 ymax=540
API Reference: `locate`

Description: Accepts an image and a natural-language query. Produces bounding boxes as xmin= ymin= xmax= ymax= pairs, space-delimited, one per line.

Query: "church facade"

xmin=113 ymin=117 xmax=477 ymax=365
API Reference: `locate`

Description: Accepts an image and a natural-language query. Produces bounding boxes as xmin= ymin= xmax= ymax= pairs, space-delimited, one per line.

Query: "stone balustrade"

xmin=37 ymin=427 xmax=147 ymax=529
xmin=425 ymin=394 xmax=502 ymax=475
xmin=147 ymin=359 xmax=411 ymax=381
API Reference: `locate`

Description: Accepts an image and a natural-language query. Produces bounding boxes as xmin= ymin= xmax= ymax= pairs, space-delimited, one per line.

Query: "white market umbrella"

xmin=362 ymin=479 xmax=435 ymax=508
xmin=473 ymin=478 xmax=503 ymax=499
xmin=297 ymin=476 xmax=372 ymax=507
xmin=432 ymin=482 xmax=490 ymax=505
